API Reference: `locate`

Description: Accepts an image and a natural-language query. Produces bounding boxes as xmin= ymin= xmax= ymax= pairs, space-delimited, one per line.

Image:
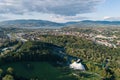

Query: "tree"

xmin=100 ymin=68 xmax=107 ymax=79
xmin=2 ymin=74 xmax=14 ymax=80
xmin=7 ymin=67 xmax=14 ymax=74
xmin=0 ymin=69 xmax=3 ymax=77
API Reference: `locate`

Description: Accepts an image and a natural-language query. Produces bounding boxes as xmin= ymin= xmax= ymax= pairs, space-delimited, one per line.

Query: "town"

xmin=2 ymin=27 xmax=120 ymax=48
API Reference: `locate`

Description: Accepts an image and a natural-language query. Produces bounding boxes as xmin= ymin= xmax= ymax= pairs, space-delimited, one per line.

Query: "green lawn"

xmin=0 ymin=62 xmax=78 ymax=80
xmin=0 ymin=62 xmax=101 ymax=80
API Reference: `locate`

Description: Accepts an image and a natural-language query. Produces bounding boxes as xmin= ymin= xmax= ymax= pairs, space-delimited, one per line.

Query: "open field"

xmin=0 ymin=62 xmax=101 ymax=80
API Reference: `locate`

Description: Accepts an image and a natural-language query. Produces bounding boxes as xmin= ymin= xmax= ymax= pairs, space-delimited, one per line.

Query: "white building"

xmin=70 ymin=61 xmax=85 ymax=70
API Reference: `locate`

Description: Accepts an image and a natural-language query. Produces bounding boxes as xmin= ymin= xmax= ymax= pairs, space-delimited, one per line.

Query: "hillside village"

xmin=0 ymin=28 xmax=120 ymax=48
xmin=4 ymin=28 xmax=120 ymax=48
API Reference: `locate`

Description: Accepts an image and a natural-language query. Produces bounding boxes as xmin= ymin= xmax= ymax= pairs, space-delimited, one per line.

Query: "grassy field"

xmin=0 ymin=62 xmax=101 ymax=80
xmin=1 ymin=62 xmax=78 ymax=80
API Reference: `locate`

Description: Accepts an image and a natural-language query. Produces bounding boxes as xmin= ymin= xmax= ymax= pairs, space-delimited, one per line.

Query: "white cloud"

xmin=0 ymin=0 xmax=106 ymax=22
xmin=103 ymin=16 xmax=111 ymax=19
xmin=50 ymin=15 xmax=89 ymax=22
xmin=0 ymin=0 xmax=104 ymax=16
xmin=104 ymin=16 xmax=120 ymax=21
xmin=0 ymin=15 xmax=10 ymax=21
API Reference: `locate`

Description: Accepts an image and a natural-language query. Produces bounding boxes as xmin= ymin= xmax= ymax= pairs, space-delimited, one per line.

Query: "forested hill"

xmin=66 ymin=20 xmax=120 ymax=27
xmin=0 ymin=20 xmax=120 ymax=28
xmin=0 ymin=20 xmax=64 ymax=28
xmin=0 ymin=41 xmax=65 ymax=63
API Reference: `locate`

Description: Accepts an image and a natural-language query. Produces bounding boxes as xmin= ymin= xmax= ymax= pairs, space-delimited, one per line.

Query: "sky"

xmin=0 ymin=0 xmax=120 ymax=23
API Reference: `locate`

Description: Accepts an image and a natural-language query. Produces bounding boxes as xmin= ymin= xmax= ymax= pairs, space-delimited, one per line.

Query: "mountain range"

xmin=0 ymin=19 xmax=120 ymax=28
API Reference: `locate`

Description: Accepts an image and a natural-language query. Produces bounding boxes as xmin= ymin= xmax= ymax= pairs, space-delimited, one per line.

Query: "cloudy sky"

xmin=0 ymin=0 xmax=120 ymax=22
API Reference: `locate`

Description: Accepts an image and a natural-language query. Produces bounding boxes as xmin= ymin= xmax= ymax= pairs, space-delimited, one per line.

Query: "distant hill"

xmin=0 ymin=20 xmax=64 ymax=28
xmin=65 ymin=20 xmax=120 ymax=27
xmin=81 ymin=20 xmax=120 ymax=25
xmin=0 ymin=19 xmax=120 ymax=28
